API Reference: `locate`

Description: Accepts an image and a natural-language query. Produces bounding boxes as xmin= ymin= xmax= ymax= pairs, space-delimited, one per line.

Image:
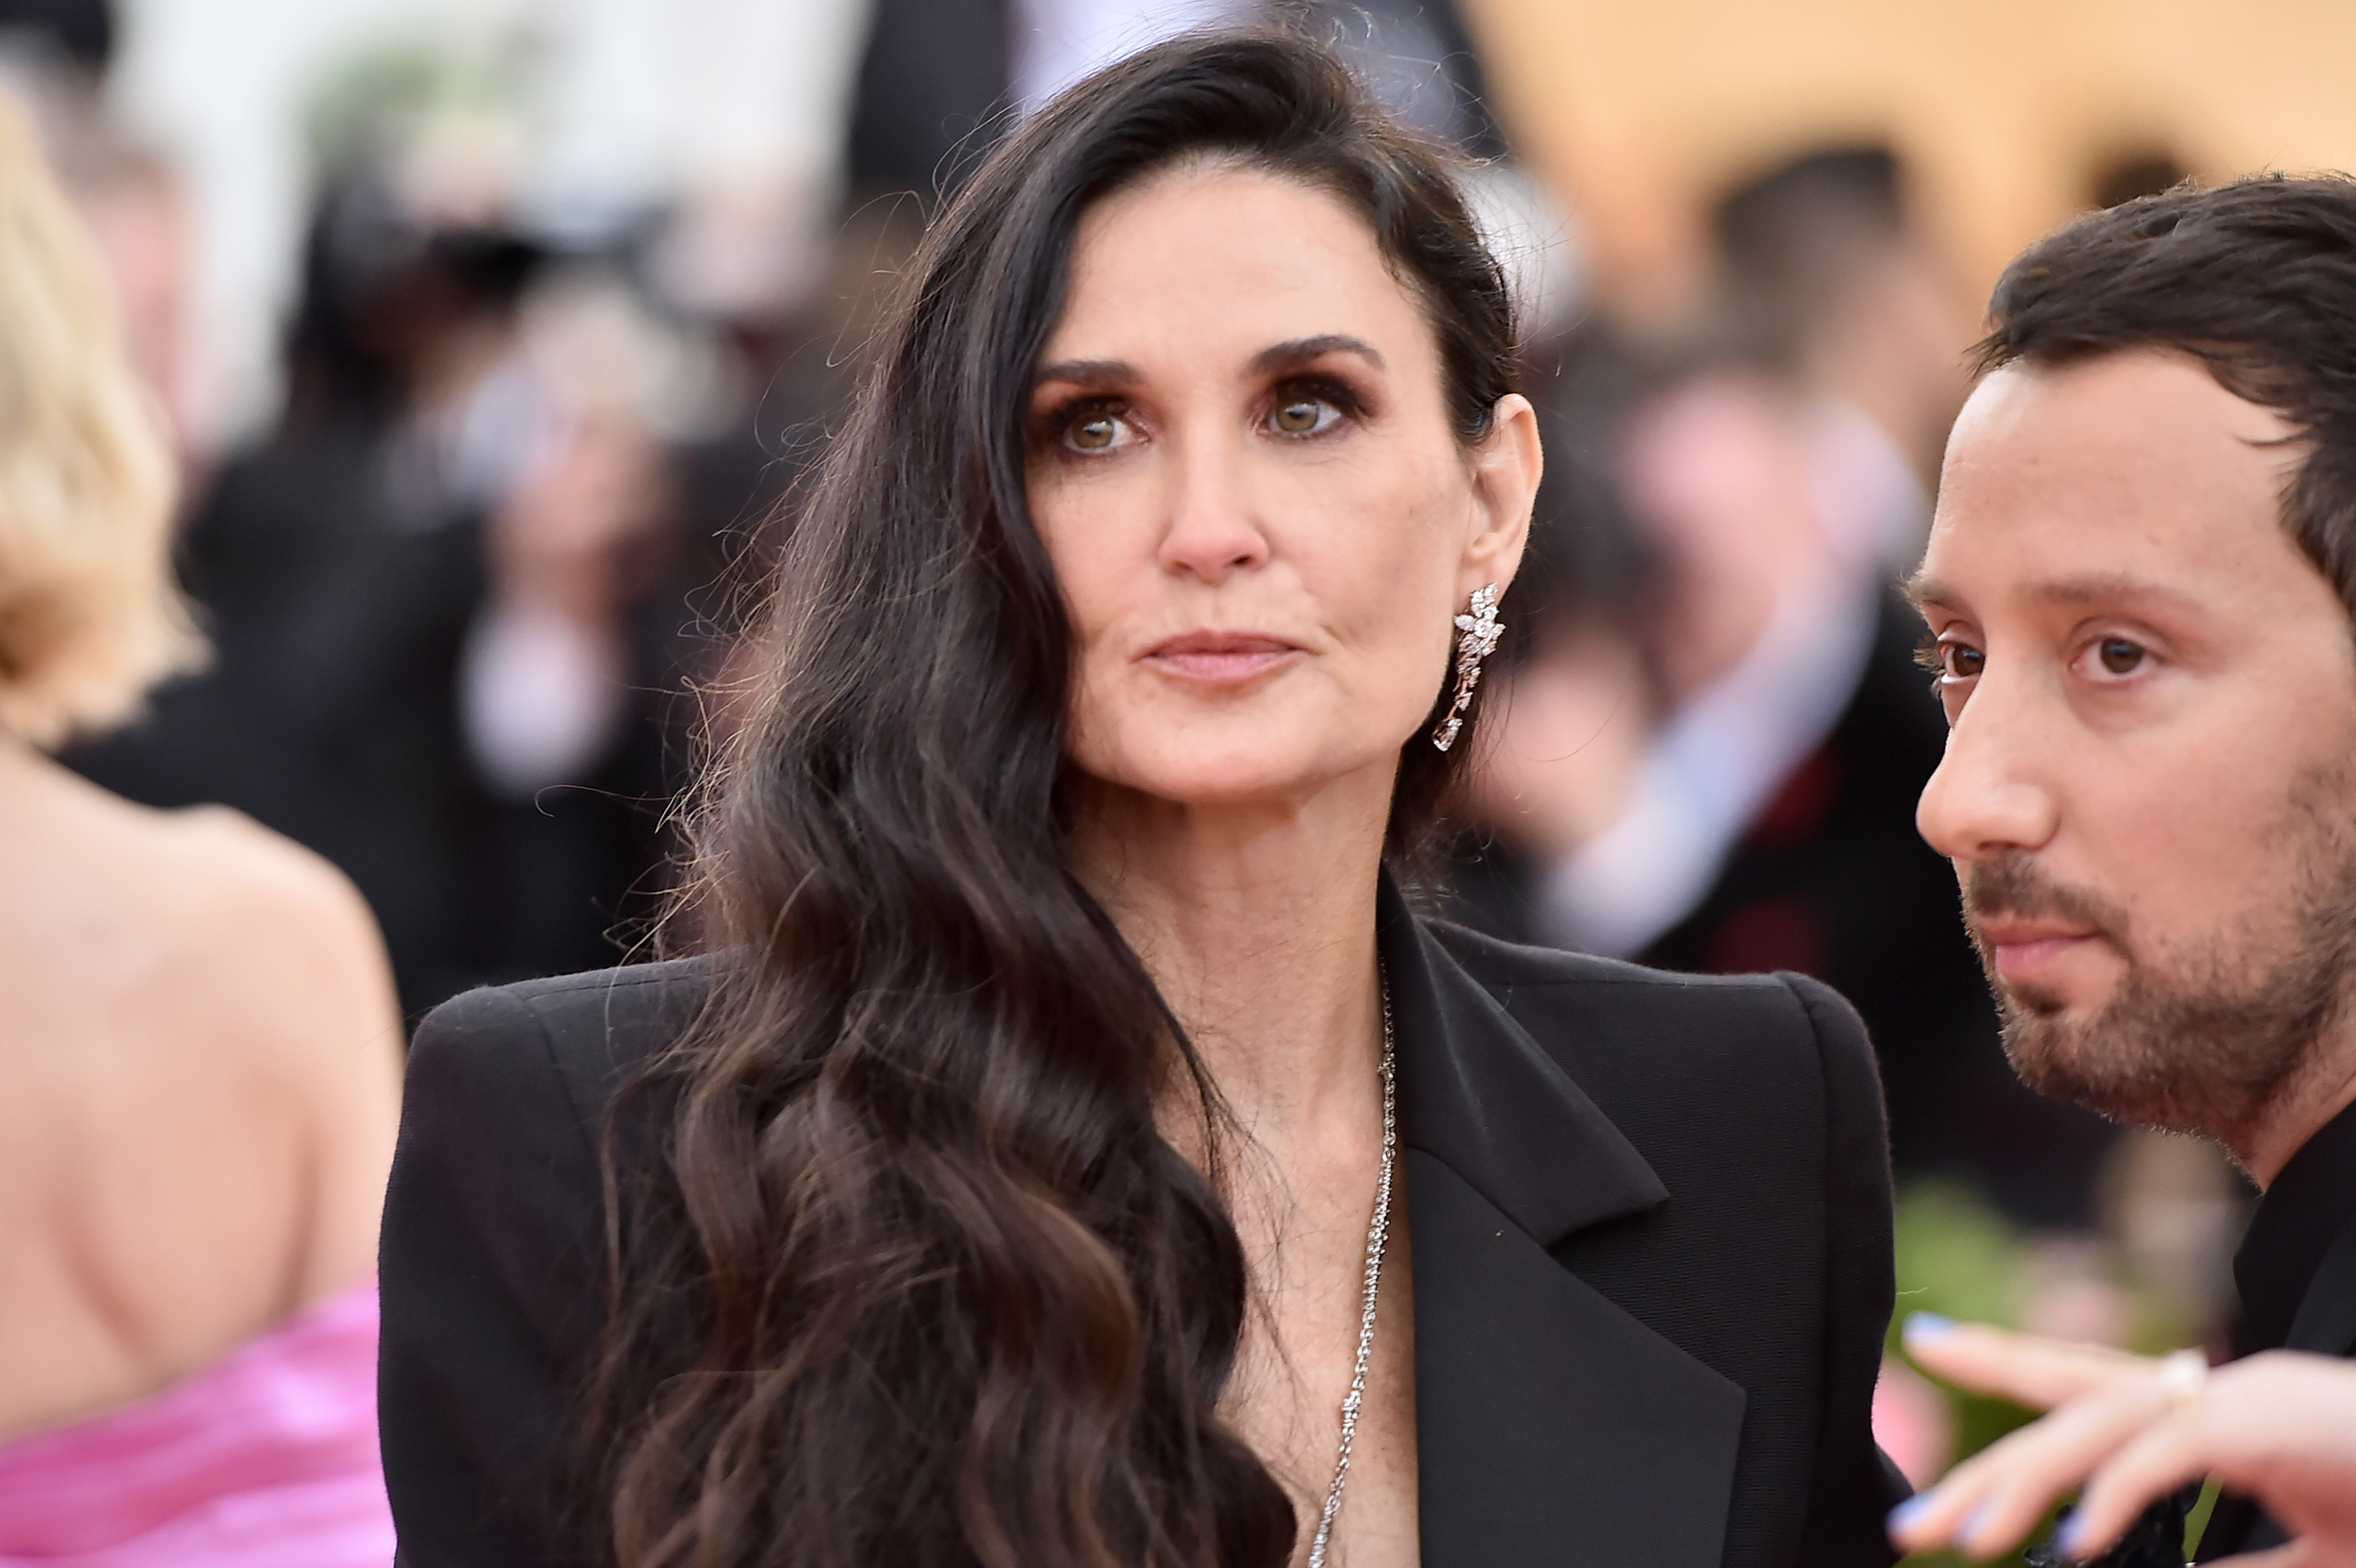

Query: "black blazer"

xmin=379 ymin=880 xmax=1908 ymax=1567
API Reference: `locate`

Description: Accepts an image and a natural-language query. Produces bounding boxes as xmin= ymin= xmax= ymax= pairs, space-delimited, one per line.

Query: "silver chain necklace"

xmin=1304 ymin=972 xmax=1397 ymax=1568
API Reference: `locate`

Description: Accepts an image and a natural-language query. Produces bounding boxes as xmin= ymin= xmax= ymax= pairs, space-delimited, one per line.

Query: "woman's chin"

xmin=1081 ymin=743 xmax=1394 ymax=817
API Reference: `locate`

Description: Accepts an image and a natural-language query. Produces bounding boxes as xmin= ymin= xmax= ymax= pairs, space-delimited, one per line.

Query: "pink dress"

xmin=0 ymin=1282 xmax=394 ymax=1567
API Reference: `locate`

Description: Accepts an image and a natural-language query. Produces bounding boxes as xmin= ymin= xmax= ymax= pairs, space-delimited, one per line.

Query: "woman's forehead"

xmin=1047 ymin=165 xmax=1434 ymax=377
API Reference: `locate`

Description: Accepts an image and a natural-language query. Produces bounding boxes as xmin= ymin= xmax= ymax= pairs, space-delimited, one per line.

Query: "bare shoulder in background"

xmin=0 ymin=754 xmax=402 ymax=1442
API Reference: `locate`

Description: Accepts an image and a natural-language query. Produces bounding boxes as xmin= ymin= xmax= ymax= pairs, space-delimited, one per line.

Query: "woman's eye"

xmin=2094 ymin=637 xmax=2147 ymax=676
xmin=1064 ymin=411 xmax=1133 ymax=453
xmin=1269 ymin=395 xmax=1341 ymax=437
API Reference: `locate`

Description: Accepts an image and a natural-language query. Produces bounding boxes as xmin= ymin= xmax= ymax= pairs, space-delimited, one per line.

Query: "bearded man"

xmin=1881 ymin=175 xmax=2356 ymax=1566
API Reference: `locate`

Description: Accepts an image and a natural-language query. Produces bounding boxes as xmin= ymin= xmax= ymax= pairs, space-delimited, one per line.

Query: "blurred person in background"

xmin=70 ymin=126 xmax=696 ymax=1016
xmin=0 ymin=90 xmax=401 ymax=1563
xmin=1713 ymin=146 xmax=1974 ymax=541
xmin=1888 ymin=175 xmax=2356 ymax=1565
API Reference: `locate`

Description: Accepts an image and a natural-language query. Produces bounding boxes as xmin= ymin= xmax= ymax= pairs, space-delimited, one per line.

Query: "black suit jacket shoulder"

xmin=380 ymin=890 xmax=1903 ymax=1568
xmin=1399 ymin=918 xmax=1903 ymax=1568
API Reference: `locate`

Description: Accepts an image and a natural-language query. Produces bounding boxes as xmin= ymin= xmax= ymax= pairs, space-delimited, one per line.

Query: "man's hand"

xmin=1887 ymin=1315 xmax=2356 ymax=1566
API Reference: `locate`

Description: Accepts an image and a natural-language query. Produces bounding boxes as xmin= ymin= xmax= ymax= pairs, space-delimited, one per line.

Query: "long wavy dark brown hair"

xmin=598 ymin=31 xmax=1518 ymax=1568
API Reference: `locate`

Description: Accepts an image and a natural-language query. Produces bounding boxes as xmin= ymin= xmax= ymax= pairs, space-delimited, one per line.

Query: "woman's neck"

xmin=1071 ymin=767 xmax=1392 ymax=1150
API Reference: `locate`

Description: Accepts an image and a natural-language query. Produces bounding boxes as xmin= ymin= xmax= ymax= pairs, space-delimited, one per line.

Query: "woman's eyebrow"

xmin=1033 ymin=337 xmax=1386 ymax=391
xmin=1032 ymin=358 xmax=1136 ymax=390
xmin=1249 ymin=334 xmax=1385 ymax=375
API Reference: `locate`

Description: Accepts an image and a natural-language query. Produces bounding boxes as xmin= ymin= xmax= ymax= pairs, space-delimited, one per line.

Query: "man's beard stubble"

xmin=1964 ymin=761 xmax=2356 ymax=1153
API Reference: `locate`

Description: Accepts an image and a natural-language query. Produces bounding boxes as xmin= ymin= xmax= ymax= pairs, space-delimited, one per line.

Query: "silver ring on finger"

xmin=2155 ymin=1348 xmax=2208 ymax=1412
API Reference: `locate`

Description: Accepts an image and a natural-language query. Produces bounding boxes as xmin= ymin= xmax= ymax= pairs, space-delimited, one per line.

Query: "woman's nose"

xmin=1155 ymin=435 xmax=1269 ymax=584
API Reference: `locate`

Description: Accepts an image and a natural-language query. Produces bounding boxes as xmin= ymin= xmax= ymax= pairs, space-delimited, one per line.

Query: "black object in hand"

xmin=2023 ymin=1494 xmax=2187 ymax=1568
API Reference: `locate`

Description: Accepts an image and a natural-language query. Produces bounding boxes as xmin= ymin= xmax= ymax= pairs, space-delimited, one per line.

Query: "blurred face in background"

xmin=1027 ymin=162 xmax=1536 ymax=821
xmin=1619 ymin=369 xmax=1829 ymax=701
xmin=1913 ymin=349 xmax=2356 ymax=1163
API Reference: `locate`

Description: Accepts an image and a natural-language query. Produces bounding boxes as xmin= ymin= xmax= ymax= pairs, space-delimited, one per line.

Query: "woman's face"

xmin=1027 ymin=163 xmax=1538 ymax=816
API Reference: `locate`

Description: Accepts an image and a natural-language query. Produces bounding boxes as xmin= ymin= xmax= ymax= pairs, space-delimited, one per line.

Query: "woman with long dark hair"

xmin=380 ymin=31 xmax=1906 ymax=1568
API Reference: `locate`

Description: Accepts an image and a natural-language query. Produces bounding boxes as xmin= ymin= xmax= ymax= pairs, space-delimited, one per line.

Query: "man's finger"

xmin=1902 ymin=1315 xmax=2151 ymax=1409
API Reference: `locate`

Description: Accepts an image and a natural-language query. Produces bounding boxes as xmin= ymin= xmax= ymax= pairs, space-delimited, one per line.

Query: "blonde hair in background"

xmin=0 ymin=87 xmax=198 ymax=749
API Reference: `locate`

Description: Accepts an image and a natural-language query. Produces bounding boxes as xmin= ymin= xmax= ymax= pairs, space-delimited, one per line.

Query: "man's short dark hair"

xmin=1977 ymin=173 xmax=2356 ymax=616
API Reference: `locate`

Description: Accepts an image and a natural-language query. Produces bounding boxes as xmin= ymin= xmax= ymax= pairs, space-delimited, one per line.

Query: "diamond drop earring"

xmin=1432 ymin=583 xmax=1502 ymax=752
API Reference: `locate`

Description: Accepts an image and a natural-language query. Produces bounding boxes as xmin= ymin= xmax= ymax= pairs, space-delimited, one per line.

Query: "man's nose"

xmin=1915 ymin=676 xmax=2063 ymax=864
xmin=1156 ymin=431 xmax=1269 ymax=585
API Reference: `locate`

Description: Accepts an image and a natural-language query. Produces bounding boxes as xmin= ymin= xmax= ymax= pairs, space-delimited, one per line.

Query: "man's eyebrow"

xmin=1902 ymin=569 xmax=2206 ymax=613
xmin=1903 ymin=571 xmax=1955 ymax=609
xmin=1249 ymin=335 xmax=1385 ymax=375
xmin=1032 ymin=358 xmax=1136 ymax=391
xmin=2023 ymin=572 xmax=2207 ymax=611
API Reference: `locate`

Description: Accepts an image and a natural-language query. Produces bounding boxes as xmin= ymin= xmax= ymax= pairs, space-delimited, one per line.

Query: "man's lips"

xmin=1971 ymin=918 xmax=2102 ymax=985
xmin=1141 ymin=631 xmax=1304 ymax=685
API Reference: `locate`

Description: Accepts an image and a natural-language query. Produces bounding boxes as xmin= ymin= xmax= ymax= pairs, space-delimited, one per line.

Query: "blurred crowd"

xmin=0 ymin=0 xmax=2252 ymax=1518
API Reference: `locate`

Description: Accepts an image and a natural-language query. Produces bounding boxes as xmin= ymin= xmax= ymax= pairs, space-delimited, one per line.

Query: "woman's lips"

xmin=1142 ymin=632 xmax=1304 ymax=686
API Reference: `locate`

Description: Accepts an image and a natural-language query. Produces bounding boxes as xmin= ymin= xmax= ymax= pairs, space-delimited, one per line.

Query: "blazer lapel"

xmin=1379 ymin=880 xmax=1748 ymax=1568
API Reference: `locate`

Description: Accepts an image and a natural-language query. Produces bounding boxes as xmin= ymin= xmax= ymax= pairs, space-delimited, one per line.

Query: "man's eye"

xmin=1269 ymin=395 xmax=1340 ymax=436
xmin=2095 ymin=637 xmax=2146 ymax=675
xmin=1914 ymin=635 xmax=1983 ymax=683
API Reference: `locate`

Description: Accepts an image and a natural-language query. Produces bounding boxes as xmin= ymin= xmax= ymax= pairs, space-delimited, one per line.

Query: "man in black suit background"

xmin=1878 ymin=176 xmax=2356 ymax=1565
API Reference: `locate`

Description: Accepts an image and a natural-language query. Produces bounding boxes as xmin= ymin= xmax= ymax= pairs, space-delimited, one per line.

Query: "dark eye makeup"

xmin=1031 ymin=394 xmax=1131 ymax=455
xmin=1029 ymin=369 xmax=1376 ymax=458
xmin=1268 ymin=374 xmax=1371 ymax=430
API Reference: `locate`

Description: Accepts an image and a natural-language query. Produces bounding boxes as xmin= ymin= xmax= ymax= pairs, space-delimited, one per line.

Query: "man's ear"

xmin=1461 ymin=393 xmax=1541 ymax=600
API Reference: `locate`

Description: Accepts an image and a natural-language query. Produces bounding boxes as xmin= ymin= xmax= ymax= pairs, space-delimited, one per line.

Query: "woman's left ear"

xmin=1461 ymin=393 xmax=1541 ymax=599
